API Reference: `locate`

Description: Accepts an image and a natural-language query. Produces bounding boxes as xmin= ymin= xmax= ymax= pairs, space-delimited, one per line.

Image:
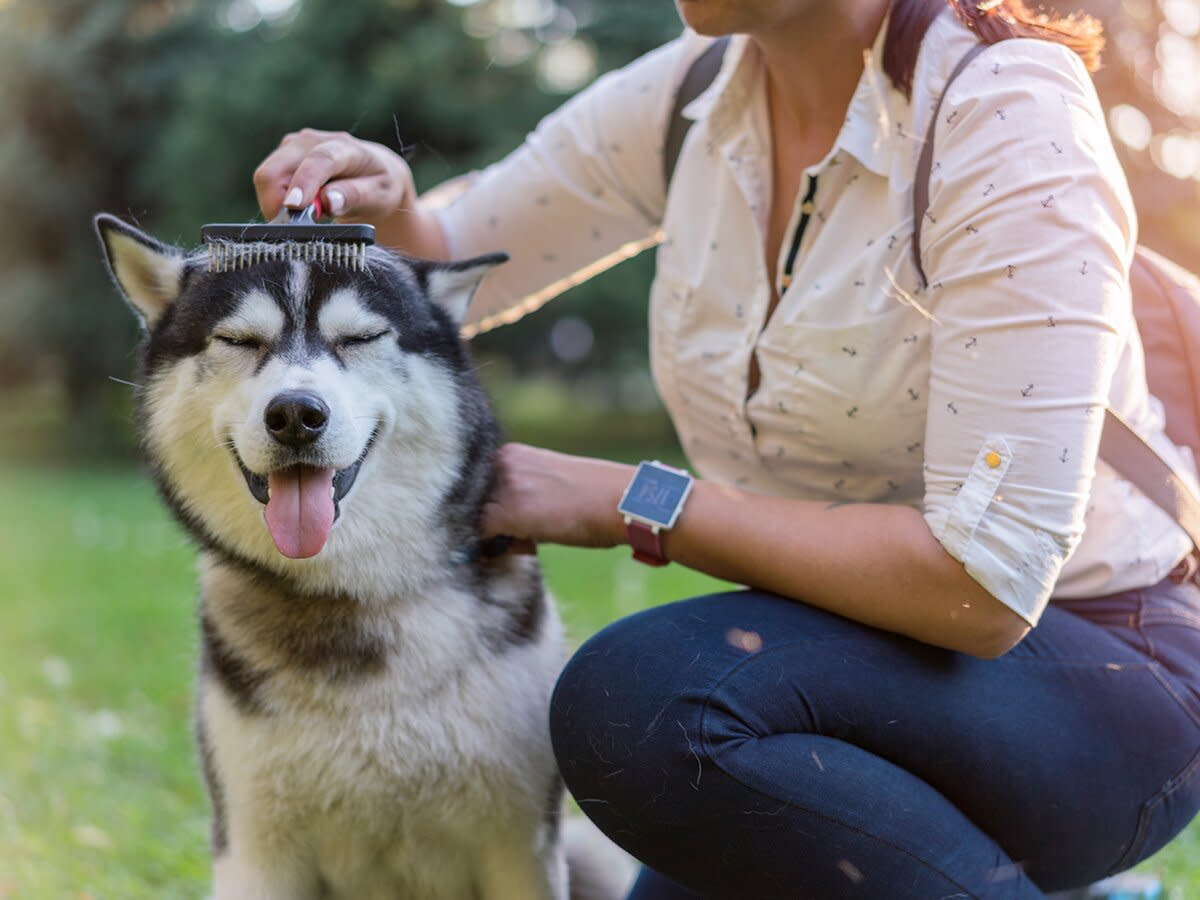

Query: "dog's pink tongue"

xmin=264 ymin=466 xmax=336 ymax=559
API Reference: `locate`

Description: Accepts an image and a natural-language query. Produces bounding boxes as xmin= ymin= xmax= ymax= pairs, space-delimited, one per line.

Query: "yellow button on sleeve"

xmin=985 ymin=451 xmax=1002 ymax=469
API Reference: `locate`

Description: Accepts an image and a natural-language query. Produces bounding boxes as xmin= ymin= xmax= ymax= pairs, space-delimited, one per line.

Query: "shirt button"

xmin=801 ymin=201 xmax=816 ymax=215
xmin=985 ymin=451 xmax=1002 ymax=469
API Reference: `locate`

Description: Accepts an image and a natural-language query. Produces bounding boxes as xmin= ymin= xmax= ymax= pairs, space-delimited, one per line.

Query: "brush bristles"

xmin=204 ymin=240 xmax=368 ymax=273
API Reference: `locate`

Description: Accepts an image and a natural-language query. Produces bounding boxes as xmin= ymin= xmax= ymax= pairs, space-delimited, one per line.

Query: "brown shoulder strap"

xmin=910 ymin=42 xmax=1200 ymax=552
xmin=663 ymin=37 xmax=730 ymax=189
xmin=1101 ymin=409 xmax=1200 ymax=548
xmin=911 ymin=42 xmax=988 ymax=288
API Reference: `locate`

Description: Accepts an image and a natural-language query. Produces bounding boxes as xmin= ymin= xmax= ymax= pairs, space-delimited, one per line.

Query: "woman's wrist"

xmin=578 ymin=457 xmax=635 ymax=548
xmin=373 ymin=175 xmax=449 ymax=260
xmin=603 ymin=464 xmax=634 ymax=547
xmin=482 ymin=444 xmax=634 ymax=549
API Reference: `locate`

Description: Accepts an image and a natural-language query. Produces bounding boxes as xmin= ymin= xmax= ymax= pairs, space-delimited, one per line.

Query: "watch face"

xmin=618 ymin=462 xmax=692 ymax=528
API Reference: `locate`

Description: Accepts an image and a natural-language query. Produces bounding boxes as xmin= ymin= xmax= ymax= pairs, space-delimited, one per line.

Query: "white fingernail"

xmin=327 ymin=189 xmax=345 ymax=216
xmin=284 ymin=187 xmax=303 ymax=208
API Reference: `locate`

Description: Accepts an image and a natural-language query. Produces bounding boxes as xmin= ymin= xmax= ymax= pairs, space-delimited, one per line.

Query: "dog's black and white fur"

xmin=95 ymin=215 xmax=630 ymax=900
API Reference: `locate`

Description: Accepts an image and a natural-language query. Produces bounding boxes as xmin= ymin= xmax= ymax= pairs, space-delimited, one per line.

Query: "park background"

xmin=1 ymin=0 xmax=1199 ymax=894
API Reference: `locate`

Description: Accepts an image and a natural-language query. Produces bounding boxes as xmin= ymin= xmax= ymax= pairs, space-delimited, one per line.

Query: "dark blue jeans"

xmin=549 ymin=577 xmax=1200 ymax=899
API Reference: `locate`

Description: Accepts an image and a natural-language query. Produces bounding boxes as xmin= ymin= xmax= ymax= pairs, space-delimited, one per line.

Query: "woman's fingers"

xmin=253 ymin=129 xmax=333 ymax=219
xmin=320 ymin=173 xmax=406 ymax=221
xmin=282 ymin=137 xmax=372 ymax=211
xmin=480 ymin=499 xmax=519 ymax=542
xmin=253 ymin=129 xmax=410 ymax=222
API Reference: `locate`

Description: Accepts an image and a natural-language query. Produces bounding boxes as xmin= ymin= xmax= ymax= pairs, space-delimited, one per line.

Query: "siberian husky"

xmin=94 ymin=215 xmax=632 ymax=900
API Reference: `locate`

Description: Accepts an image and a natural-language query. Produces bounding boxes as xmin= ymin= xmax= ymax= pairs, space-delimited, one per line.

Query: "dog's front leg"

xmin=212 ymin=847 xmax=321 ymax=900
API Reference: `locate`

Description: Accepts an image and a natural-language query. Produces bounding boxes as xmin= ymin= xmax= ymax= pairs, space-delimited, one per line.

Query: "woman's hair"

xmin=883 ymin=0 xmax=1105 ymax=97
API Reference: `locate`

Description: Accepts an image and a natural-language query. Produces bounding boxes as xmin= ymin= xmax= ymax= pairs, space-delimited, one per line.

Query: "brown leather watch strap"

xmin=626 ymin=521 xmax=669 ymax=567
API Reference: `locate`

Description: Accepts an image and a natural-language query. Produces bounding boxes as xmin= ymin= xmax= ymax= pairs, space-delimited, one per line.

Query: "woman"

xmin=253 ymin=0 xmax=1200 ymax=896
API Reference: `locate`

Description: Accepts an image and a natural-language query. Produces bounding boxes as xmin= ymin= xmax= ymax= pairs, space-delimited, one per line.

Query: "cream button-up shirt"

xmin=436 ymin=10 xmax=1196 ymax=625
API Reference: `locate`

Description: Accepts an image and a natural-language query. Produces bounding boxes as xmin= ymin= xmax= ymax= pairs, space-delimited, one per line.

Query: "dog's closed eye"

xmin=213 ymin=334 xmax=265 ymax=351
xmin=336 ymin=331 xmax=390 ymax=349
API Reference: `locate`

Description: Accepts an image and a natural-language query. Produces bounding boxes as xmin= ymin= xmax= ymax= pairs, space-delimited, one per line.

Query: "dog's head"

xmin=96 ymin=214 xmax=504 ymax=594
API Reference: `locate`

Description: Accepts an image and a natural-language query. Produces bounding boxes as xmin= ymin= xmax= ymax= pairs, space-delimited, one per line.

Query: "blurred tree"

xmin=149 ymin=0 xmax=567 ymax=234
xmin=1079 ymin=0 xmax=1200 ymax=271
xmin=0 ymin=0 xmax=209 ymax=452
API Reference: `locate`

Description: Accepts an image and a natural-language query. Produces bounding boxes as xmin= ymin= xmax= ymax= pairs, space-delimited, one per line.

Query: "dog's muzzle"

xmin=232 ymin=427 xmax=379 ymax=560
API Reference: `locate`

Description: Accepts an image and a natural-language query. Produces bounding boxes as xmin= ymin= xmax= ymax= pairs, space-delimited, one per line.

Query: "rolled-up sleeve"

xmin=433 ymin=37 xmax=696 ymax=333
xmin=919 ymin=40 xmax=1136 ymax=625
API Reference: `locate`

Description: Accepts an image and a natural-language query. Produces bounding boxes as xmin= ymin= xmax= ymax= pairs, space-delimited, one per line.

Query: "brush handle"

xmin=278 ymin=199 xmax=325 ymax=224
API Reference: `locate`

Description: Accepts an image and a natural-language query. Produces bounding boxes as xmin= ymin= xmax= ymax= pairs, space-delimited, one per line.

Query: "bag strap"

xmin=1101 ymin=409 xmax=1200 ymax=547
xmin=911 ymin=42 xmax=988 ymax=288
xmin=911 ymin=44 xmax=1200 ymax=551
xmin=663 ymin=36 xmax=730 ymax=189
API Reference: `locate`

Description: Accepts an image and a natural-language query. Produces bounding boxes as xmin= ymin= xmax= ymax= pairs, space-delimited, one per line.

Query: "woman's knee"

xmin=548 ymin=591 xmax=839 ymax=829
xmin=550 ymin=606 xmax=679 ymax=806
xmin=549 ymin=595 xmax=746 ymax=827
xmin=549 ymin=590 xmax=858 ymax=754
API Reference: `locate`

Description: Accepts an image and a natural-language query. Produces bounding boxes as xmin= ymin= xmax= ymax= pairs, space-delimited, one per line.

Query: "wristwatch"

xmin=617 ymin=460 xmax=694 ymax=566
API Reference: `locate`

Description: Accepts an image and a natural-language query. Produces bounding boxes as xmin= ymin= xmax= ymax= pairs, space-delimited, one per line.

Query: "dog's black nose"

xmin=264 ymin=391 xmax=330 ymax=447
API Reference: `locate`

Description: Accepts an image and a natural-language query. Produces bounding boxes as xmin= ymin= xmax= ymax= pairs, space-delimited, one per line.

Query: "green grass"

xmin=0 ymin=464 xmax=1195 ymax=897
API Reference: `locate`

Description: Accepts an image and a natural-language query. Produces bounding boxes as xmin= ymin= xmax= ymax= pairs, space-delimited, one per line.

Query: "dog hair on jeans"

xmin=95 ymin=214 xmax=634 ymax=900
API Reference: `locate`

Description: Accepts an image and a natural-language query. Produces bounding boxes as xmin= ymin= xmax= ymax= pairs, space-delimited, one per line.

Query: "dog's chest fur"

xmin=198 ymin=554 xmax=564 ymax=895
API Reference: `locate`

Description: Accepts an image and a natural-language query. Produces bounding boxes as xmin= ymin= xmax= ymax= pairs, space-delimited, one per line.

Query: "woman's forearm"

xmin=658 ymin=480 xmax=1030 ymax=658
xmin=482 ymin=444 xmax=1030 ymax=659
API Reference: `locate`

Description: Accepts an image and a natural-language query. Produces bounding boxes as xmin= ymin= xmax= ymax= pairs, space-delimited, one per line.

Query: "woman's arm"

xmin=914 ymin=39 xmax=1136 ymax=629
xmin=480 ymin=444 xmax=1028 ymax=659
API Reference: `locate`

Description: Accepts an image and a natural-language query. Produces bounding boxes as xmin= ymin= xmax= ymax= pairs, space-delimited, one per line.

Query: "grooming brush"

xmin=201 ymin=198 xmax=375 ymax=273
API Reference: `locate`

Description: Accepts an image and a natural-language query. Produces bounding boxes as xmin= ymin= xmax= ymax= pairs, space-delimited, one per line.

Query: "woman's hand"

xmin=481 ymin=443 xmax=634 ymax=549
xmin=253 ymin=128 xmax=449 ymax=259
xmin=253 ymin=128 xmax=415 ymax=223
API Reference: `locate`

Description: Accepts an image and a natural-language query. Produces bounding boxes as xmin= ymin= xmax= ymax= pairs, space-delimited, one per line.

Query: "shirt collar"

xmin=680 ymin=34 xmax=756 ymax=130
xmin=681 ymin=19 xmax=908 ymax=180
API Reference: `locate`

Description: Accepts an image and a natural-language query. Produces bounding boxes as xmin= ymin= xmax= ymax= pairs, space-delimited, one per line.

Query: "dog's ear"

xmin=420 ymin=252 xmax=508 ymax=327
xmin=94 ymin=214 xmax=187 ymax=328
